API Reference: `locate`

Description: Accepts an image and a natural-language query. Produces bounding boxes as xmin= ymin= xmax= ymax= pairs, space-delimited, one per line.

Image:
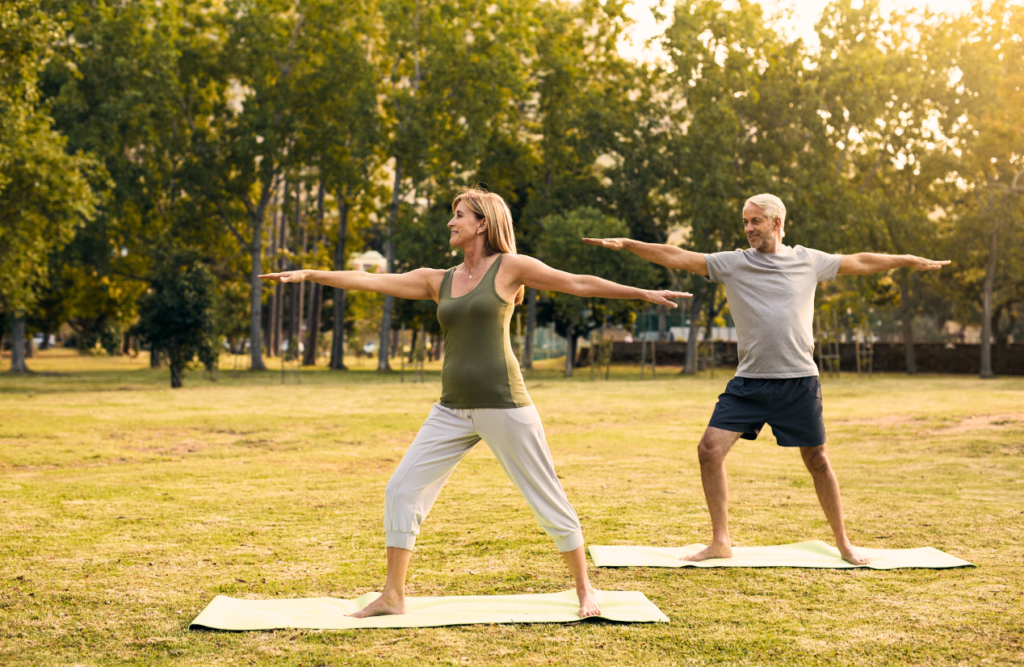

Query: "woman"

xmin=260 ymin=189 xmax=689 ymax=618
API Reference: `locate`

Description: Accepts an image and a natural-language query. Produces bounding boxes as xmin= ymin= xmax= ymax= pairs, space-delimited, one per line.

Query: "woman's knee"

xmin=384 ymin=477 xmax=413 ymax=509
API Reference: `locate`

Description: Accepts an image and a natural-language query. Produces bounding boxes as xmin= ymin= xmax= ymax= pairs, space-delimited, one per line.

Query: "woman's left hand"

xmin=258 ymin=270 xmax=307 ymax=283
xmin=642 ymin=290 xmax=692 ymax=307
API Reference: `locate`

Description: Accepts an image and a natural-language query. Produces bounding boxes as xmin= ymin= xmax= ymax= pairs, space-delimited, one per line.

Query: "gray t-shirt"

xmin=704 ymin=245 xmax=841 ymax=378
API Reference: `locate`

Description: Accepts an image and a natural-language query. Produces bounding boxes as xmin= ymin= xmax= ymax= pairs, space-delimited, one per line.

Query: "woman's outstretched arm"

xmin=501 ymin=255 xmax=690 ymax=307
xmin=259 ymin=268 xmax=445 ymax=302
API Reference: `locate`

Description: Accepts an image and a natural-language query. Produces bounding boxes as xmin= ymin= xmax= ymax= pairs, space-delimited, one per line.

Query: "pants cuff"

xmin=385 ymin=530 xmax=416 ymax=551
xmin=553 ymin=529 xmax=584 ymax=553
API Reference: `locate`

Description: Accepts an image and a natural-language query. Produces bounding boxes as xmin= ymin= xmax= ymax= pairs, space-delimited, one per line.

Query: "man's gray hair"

xmin=745 ymin=193 xmax=786 ymax=239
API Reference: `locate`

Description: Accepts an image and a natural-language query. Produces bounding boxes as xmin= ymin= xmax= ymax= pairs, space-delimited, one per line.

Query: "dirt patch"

xmin=928 ymin=413 xmax=1024 ymax=435
xmin=832 ymin=415 xmax=916 ymax=427
xmin=128 ymin=439 xmax=210 ymax=455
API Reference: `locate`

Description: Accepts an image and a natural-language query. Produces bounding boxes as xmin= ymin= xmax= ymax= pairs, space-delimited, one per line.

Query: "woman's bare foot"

xmin=349 ymin=591 xmax=405 ymax=618
xmin=577 ymin=587 xmax=602 ymax=618
xmin=681 ymin=540 xmax=733 ymax=562
xmin=838 ymin=544 xmax=871 ymax=565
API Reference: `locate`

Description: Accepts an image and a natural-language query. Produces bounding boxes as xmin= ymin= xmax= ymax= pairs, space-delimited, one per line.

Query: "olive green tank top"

xmin=436 ymin=254 xmax=532 ymax=409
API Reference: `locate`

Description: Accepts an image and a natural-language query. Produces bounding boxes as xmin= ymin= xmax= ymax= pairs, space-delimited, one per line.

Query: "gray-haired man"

xmin=585 ymin=193 xmax=948 ymax=564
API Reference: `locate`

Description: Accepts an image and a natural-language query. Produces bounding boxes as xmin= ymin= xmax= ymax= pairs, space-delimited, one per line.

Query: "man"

xmin=584 ymin=193 xmax=948 ymax=564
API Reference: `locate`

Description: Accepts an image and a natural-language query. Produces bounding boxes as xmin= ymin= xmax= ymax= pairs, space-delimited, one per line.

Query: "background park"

xmin=1 ymin=0 xmax=1023 ymax=665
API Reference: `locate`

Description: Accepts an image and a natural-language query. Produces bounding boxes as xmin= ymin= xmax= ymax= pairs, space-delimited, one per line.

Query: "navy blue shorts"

xmin=707 ymin=376 xmax=826 ymax=447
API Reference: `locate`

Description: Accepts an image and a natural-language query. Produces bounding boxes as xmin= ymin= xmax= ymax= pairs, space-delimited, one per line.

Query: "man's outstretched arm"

xmin=582 ymin=238 xmax=709 ymax=277
xmin=837 ymin=253 xmax=950 ymax=276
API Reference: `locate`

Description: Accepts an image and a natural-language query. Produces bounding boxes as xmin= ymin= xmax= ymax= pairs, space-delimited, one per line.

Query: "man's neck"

xmin=753 ymin=237 xmax=784 ymax=254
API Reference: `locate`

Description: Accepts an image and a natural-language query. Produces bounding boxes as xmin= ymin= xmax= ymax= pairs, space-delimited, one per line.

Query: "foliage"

xmin=132 ymin=250 xmax=220 ymax=387
xmin=0 ymin=0 xmax=100 ymax=318
xmin=538 ymin=207 xmax=659 ymax=336
xmin=8 ymin=0 xmax=1023 ymax=369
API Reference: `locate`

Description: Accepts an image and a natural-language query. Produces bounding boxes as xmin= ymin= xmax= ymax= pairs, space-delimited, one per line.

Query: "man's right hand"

xmin=908 ymin=256 xmax=951 ymax=271
xmin=582 ymin=237 xmax=629 ymax=250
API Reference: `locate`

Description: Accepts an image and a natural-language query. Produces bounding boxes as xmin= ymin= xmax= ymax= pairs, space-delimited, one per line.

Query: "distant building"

xmin=348 ymin=250 xmax=386 ymax=273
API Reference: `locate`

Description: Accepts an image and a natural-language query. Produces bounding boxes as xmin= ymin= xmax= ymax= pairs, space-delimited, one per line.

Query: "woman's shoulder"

xmin=496 ymin=253 xmax=538 ymax=271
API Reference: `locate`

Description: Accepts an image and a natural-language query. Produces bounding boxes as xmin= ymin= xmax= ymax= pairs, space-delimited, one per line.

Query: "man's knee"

xmin=697 ymin=434 xmax=729 ymax=465
xmin=801 ymin=446 xmax=831 ymax=475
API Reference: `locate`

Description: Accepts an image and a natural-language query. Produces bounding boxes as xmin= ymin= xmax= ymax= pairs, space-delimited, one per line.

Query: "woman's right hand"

xmin=258 ymin=270 xmax=307 ymax=283
xmin=642 ymin=290 xmax=692 ymax=307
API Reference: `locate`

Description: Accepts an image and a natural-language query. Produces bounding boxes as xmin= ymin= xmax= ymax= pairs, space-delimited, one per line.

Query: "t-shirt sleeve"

xmin=809 ymin=248 xmax=842 ymax=282
xmin=703 ymin=251 xmax=737 ymax=284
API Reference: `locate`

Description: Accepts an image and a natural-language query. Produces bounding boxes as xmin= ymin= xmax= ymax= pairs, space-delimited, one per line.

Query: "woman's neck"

xmin=461 ymin=242 xmax=491 ymax=274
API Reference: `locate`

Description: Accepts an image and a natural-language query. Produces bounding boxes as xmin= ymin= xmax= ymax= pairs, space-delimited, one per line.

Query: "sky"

xmin=617 ymin=0 xmax=978 ymax=62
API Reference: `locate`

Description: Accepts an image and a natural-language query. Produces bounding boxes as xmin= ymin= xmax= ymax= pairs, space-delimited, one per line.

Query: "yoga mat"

xmin=189 ymin=589 xmax=669 ymax=630
xmin=588 ymin=540 xmax=973 ymax=570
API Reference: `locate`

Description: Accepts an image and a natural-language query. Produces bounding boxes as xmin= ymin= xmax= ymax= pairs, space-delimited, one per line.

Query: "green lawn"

xmin=1 ymin=351 xmax=1022 ymax=665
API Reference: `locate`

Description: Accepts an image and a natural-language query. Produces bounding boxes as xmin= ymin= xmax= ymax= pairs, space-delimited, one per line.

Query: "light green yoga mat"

xmin=189 ymin=589 xmax=669 ymax=630
xmin=588 ymin=540 xmax=973 ymax=569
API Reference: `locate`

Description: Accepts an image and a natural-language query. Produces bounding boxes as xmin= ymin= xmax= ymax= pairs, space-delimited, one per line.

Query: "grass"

xmin=1 ymin=350 xmax=1022 ymax=666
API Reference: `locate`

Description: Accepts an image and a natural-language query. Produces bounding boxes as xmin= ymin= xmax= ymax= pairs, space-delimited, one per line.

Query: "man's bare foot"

xmin=577 ymin=587 xmax=601 ymax=618
xmin=838 ymin=544 xmax=871 ymax=566
xmin=349 ymin=592 xmax=405 ymax=618
xmin=681 ymin=541 xmax=733 ymax=562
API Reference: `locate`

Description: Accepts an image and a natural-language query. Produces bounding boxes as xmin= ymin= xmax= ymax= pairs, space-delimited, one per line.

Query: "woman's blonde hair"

xmin=452 ymin=188 xmax=524 ymax=305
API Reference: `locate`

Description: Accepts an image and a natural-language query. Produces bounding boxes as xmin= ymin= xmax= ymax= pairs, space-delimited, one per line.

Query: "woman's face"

xmin=448 ymin=201 xmax=485 ymax=249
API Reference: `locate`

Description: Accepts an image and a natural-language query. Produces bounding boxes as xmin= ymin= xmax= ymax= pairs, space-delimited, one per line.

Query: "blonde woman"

xmin=261 ymin=188 xmax=689 ymax=618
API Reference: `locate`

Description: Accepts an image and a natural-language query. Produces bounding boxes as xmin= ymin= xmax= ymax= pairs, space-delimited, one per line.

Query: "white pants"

xmin=383 ymin=404 xmax=584 ymax=553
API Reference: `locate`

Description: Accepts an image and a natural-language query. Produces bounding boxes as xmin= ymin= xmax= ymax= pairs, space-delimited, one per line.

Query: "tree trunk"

xmin=296 ymin=183 xmax=306 ymax=342
xmin=331 ymin=190 xmax=351 ymax=370
xmin=9 ymin=316 xmax=29 ymax=373
xmin=170 ymin=361 xmax=183 ymax=388
xmin=303 ymin=183 xmax=325 ymax=366
xmin=683 ymin=287 xmax=703 ymax=374
xmin=150 ymin=348 xmax=162 ymax=368
xmin=564 ymin=324 xmax=575 ymax=378
xmin=703 ymin=289 xmax=718 ymax=364
xmin=407 ymin=327 xmax=418 ymax=363
xmin=287 ymin=282 xmax=298 ymax=359
xmin=980 ymin=223 xmax=997 ymax=378
xmin=657 ymin=304 xmax=667 ymax=341
xmin=274 ymin=199 xmax=289 ymax=357
xmin=523 ymin=287 xmax=537 ymax=370
xmin=304 ymin=283 xmax=322 ymax=366
xmin=378 ymin=158 xmax=403 ymax=372
xmin=899 ymin=274 xmax=916 ymax=375
xmin=249 ymin=193 xmax=269 ymax=371
xmin=266 ymin=183 xmax=282 ymax=358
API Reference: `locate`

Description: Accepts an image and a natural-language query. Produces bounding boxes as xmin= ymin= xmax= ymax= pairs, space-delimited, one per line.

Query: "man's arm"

xmin=582 ymin=238 xmax=709 ymax=276
xmin=837 ymin=253 xmax=950 ymax=276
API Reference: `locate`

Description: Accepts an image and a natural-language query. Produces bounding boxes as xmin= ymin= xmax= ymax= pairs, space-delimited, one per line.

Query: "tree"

xmin=133 ymin=250 xmax=219 ymax=388
xmin=812 ymin=0 xmax=954 ymax=373
xmin=538 ymin=207 xmax=659 ymax=376
xmin=660 ymin=0 xmax=817 ymax=373
xmin=1 ymin=0 xmax=100 ymax=372
xmin=372 ymin=0 xmax=537 ymax=370
xmin=938 ymin=0 xmax=1024 ymax=377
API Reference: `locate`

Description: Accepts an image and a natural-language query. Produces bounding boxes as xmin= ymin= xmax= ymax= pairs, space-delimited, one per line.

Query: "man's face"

xmin=742 ymin=202 xmax=779 ymax=251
